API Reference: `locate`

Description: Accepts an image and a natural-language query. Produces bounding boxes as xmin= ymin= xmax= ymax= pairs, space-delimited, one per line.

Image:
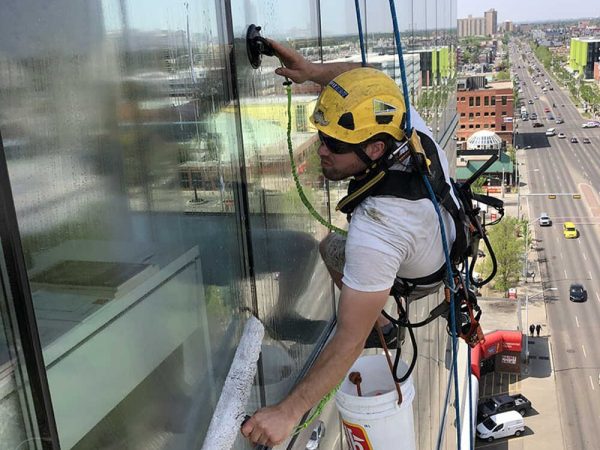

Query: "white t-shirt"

xmin=341 ymin=107 xmax=457 ymax=292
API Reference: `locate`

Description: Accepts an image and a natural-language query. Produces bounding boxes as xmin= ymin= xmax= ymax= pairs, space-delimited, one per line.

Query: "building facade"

xmin=569 ymin=37 xmax=600 ymax=79
xmin=0 ymin=1 xmax=465 ymax=450
xmin=458 ymin=15 xmax=486 ymax=38
xmin=457 ymin=81 xmax=514 ymax=145
xmin=484 ymin=9 xmax=498 ymax=37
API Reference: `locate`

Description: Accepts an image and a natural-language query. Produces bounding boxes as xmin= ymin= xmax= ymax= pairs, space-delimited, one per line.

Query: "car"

xmin=569 ymin=283 xmax=587 ymax=302
xmin=563 ymin=221 xmax=578 ymax=239
xmin=530 ymin=113 xmax=538 ymax=120
xmin=539 ymin=213 xmax=552 ymax=226
xmin=532 ymin=122 xmax=543 ymax=128
xmin=558 ymin=132 xmax=566 ymax=139
xmin=476 ymin=411 xmax=525 ymax=442
xmin=583 ymin=137 xmax=591 ymax=144
xmin=549 ymin=86 xmax=554 ymax=90
xmin=528 ymin=99 xmax=534 ymax=104
xmin=555 ymin=118 xmax=564 ymax=124
xmin=582 ymin=121 xmax=600 ymax=128
xmin=570 ymin=137 xmax=578 ymax=143
xmin=544 ymin=107 xmax=550 ymax=113
xmin=533 ymin=95 xmax=539 ymax=99
xmin=478 ymin=394 xmax=533 ymax=420
xmin=545 ymin=128 xmax=556 ymax=136
xmin=305 ymin=421 xmax=325 ymax=450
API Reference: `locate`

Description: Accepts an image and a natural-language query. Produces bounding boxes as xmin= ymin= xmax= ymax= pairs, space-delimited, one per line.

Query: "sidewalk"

xmin=475 ymin=151 xmax=565 ymax=448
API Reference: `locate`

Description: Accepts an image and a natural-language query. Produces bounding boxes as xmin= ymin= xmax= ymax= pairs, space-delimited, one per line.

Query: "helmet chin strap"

xmin=351 ymin=146 xmax=378 ymax=177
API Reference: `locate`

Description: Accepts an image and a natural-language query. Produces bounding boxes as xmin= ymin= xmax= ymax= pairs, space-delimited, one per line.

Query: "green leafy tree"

xmin=482 ymin=216 xmax=524 ymax=292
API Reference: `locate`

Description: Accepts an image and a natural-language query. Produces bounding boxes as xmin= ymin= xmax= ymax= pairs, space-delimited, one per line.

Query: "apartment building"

xmin=457 ymin=80 xmax=514 ymax=145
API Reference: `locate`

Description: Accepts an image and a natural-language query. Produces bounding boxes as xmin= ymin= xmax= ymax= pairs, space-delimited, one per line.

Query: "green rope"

xmin=283 ymin=80 xmax=347 ymax=237
xmin=278 ymin=68 xmax=345 ymax=433
xmin=292 ymin=381 xmax=342 ymax=436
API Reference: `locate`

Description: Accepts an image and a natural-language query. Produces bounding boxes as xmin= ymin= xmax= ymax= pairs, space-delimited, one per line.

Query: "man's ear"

xmin=364 ymin=141 xmax=386 ymax=161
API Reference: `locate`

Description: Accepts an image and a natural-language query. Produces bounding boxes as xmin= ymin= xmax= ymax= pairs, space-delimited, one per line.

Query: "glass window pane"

xmin=0 ymin=1 xmax=254 ymax=449
xmin=230 ymin=0 xmax=335 ymax=410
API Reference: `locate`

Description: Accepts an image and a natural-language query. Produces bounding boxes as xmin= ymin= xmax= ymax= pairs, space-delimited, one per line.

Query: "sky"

xmin=458 ymin=0 xmax=599 ymax=23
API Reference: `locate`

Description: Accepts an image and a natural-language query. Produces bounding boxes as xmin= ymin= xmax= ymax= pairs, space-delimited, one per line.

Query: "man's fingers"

xmin=275 ymin=67 xmax=306 ymax=84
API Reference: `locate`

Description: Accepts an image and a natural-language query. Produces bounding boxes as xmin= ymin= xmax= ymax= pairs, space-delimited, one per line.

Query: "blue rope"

xmin=354 ymin=2 xmax=463 ymax=447
xmin=354 ymin=0 xmax=367 ymax=66
xmin=422 ymin=175 xmax=461 ymax=450
xmin=388 ymin=0 xmax=412 ymax=132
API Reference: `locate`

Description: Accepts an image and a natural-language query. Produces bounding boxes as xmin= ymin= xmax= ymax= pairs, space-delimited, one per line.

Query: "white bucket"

xmin=335 ymin=354 xmax=416 ymax=450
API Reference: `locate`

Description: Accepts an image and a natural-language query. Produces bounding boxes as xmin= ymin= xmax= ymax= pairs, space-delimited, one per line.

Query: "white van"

xmin=546 ymin=127 xmax=556 ymax=136
xmin=476 ymin=410 xmax=525 ymax=442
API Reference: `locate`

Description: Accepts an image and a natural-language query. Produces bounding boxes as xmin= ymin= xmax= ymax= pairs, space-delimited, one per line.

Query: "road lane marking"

xmin=561 ymin=251 xmax=564 ymax=259
xmin=564 ymin=269 xmax=568 ymax=279
xmin=583 ymin=253 xmax=588 ymax=261
xmin=590 ymin=376 xmax=595 ymax=391
xmin=576 ymin=316 xmax=580 ymax=327
xmin=596 ymin=291 xmax=600 ymax=303
xmin=589 ymin=271 xmax=593 ymax=280
xmin=583 ymin=344 xmax=587 ymax=358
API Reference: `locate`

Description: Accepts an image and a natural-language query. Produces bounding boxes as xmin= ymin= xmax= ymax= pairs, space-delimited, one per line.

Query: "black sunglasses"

xmin=318 ymin=131 xmax=362 ymax=155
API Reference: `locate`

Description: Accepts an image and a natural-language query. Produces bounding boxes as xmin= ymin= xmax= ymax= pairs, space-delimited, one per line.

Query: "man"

xmin=241 ymin=41 xmax=458 ymax=447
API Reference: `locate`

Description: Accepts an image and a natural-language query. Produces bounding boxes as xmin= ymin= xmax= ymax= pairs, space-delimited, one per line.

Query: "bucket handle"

xmin=376 ymin=325 xmax=403 ymax=405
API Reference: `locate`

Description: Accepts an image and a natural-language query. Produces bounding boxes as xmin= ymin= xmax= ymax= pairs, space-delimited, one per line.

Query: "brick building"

xmin=456 ymin=80 xmax=514 ymax=145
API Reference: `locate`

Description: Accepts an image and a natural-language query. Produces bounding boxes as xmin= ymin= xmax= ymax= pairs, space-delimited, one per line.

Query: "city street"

xmin=512 ymin=42 xmax=600 ymax=450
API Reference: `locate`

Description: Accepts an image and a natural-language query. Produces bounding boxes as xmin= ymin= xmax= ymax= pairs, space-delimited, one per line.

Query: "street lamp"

xmin=524 ymin=287 xmax=557 ymax=363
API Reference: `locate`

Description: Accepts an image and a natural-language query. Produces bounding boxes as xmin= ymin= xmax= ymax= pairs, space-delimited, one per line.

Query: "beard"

xmin=321 ymin=166 xmax=347 ymax=181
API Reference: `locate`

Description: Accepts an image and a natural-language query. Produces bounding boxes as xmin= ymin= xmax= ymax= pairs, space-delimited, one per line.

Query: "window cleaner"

xmin=243 ymin=11 xmax=505 ymax=447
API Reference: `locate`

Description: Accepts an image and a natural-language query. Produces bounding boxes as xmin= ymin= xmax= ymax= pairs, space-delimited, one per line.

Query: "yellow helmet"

xmin=310 ymin=67 xmax=406 ymax=144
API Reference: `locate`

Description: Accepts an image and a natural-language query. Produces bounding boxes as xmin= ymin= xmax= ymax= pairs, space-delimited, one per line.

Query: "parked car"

xmin=545 ymin=128 xmax=556 ymax=136
xmin=478 ymin=394 xmax=533 ymax=420
xmin=569 ymin=283 xmax=587 ymax=302
xmin=532 ymin=122 xmax=544 ymax=128
xmin=544 ymin=107 xmax=550 ymax=113
xmin=555 ymin=117 xmax=564 ymax=124
xmin=563 ymin=221 xmax=578 ymax=239
xmin=476 ymin=411 xmax=525 ymax=442
xmin=539 ymin=212 xmax=552 ymax=226
xmin=582 ymin=121 xmax=600 ymax=128
xmin=570 ymin=137 xmax=578 ymax=143
xmin=583 ymin=137 xmax=591 ymax=144
xmin=558 ymin=132 xmax=566 ymax=139
xmin=306 ymin=421 xmax=325 ymax=450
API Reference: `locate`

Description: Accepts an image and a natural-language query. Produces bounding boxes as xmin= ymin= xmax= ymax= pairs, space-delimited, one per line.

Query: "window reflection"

xmin=1 ymin=0 xmax=250 ymax=448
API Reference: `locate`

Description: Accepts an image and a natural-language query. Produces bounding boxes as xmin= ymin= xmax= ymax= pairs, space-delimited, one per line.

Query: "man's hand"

xmin=269 ymin=39 xmax=315 ymax=84
xmin=269 ymin=39 xmax=361 ymax=86
xmin=241 ymin=403 xmax=300 ymax=447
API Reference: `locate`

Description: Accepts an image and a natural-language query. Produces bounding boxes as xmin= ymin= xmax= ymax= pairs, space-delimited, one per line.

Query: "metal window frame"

xmin=0 ymin=133 xmax=60 ymax=449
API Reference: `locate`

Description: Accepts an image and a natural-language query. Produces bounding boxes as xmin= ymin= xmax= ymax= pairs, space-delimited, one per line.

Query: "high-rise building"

xmin=458 ymin=14 xmax=486 ymax=37
xmin=484 ymin=8 xmax=498 ymax=36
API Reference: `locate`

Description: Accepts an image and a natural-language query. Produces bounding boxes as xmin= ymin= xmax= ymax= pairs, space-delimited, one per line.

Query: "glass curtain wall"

xmin=0 ymin=0 xmax=457 ymax=449
xmin=0 ymin=0 xmax=255 ymax=449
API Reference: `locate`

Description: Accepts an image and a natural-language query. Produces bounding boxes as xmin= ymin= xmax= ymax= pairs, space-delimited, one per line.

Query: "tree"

xmin=482 ymin=216 xmax=524 ymax=292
